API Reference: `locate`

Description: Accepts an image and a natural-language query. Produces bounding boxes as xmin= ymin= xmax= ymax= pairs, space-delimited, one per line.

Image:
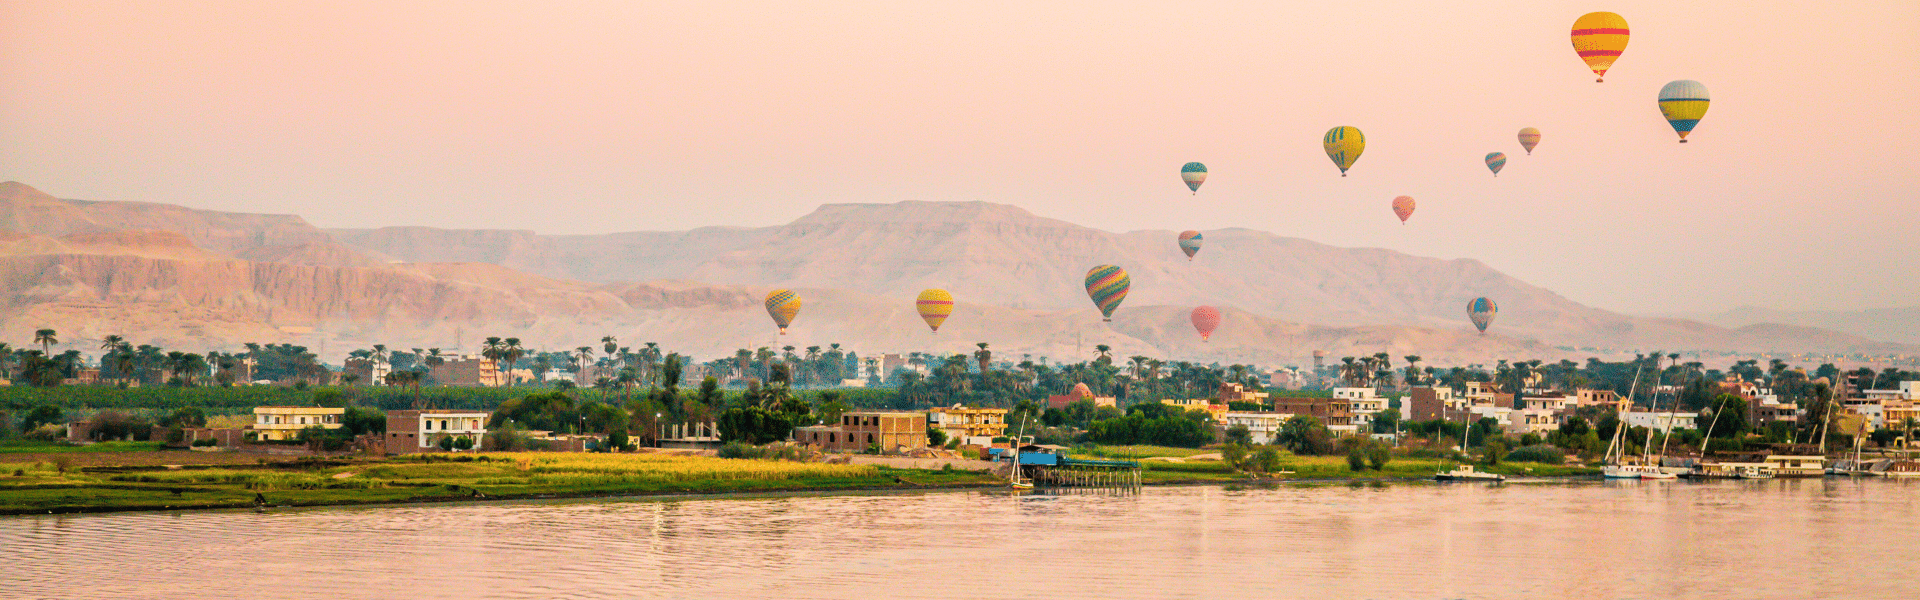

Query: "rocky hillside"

xmin=4 ymin=182 xmax=1911 ymax=361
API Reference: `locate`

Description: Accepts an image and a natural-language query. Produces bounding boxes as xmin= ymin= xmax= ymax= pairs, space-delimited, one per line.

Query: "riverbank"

xmin=0 ymin=449 xmax=1597 ymax=515
xmin=0 ymin=452 xmax=1005 ymax=515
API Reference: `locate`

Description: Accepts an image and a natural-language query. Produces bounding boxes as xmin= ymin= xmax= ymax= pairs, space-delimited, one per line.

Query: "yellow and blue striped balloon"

xmin=1322 ymin=126 xmax=1365 ymax=176
xmin=1180 ymin=162 xmax=1207 ymax=194
xmin=1467 ymin=297 xmax=1498 ymax=334
xmin=764 ymin=289 xmax=801 ymax=334
xmin=1658 ymin=80 xmax=1710 ymax=143
xmin=1083 ymin=265 xmax=1131 ymax=322
xmin=1485 ymin=152 xmax=1507 ymax=177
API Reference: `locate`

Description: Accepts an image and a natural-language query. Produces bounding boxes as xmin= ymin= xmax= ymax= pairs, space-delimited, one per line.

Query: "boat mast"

xmin=1641 ymin=358 xmax=1665 ymax=465
xmin=1606 ymin=368 xmax=1642 ymax=466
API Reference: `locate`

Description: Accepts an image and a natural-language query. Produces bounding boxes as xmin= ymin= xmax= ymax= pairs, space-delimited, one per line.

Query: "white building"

xmin=386 ymin=410 xmax=490 ymax=453
xmin=1221 ymin=412 xmax=1288 ymax=445
xmin=1623 ymin=411 xmax=1697 ymax=431
xmin=1332 ymin=387 xmax=1386 ymax=429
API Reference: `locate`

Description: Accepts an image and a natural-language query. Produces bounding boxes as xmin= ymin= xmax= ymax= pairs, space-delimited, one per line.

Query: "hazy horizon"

xmin=3 ymin=1 xmax=1916 ymax=316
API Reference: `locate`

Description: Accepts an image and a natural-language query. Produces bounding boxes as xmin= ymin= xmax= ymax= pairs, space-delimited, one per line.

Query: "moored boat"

xmin=1435 ymin=464 xmax=1505 ymax=482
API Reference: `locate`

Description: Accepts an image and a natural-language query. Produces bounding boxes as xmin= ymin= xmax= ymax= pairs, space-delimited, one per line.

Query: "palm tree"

xmin=1902 ymin=417 xmax=1919 ymax=451
xmin=33 ymin=328 xmax=57 ymax=354
xmin=0 ymin=342 xmax=11 ymax=382
xmin=1093 ymin=344 xmax=1112 ymax=366
xmin=974 ymin=343 xmax=992 ymax=374
xmin=575 ymin=346 xmax=594 ymax=382
xmin=502 ymin=338 xmax=526 ymax=385
xmin=601 ymin=336 xmax=618 ymax=360
xmin=387 ymin=370 xmax=427 ymax=409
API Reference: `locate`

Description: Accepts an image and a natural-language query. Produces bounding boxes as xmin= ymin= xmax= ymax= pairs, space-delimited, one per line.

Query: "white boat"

xmin=1603 ymin=464 xmax=1666 ymax=479
xmin=1435 ymin=464 xmax=1505 ymax=482
xmin=1734 ymin=465 xmax=1776 ymax=480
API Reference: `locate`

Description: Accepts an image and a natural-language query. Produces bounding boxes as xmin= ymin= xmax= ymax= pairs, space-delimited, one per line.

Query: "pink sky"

xmin=2 ymin=1 xmax=1916 ymax=315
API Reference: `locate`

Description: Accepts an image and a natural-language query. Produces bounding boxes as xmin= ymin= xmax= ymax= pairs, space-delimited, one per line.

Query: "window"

xmin=425 ymin=420 xmax=433 ymax=430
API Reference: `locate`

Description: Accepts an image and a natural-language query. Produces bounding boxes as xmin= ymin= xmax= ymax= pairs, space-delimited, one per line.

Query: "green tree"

xmin=927 ymin=425 xmax=949 ymax=447
xmin=1346 ymin=448 xmax=1367 ymax=471
xmin=33 ymin=328 xmax=57 ymax=354
xmin=1224 ymin=424 xmax=1254 ymax=446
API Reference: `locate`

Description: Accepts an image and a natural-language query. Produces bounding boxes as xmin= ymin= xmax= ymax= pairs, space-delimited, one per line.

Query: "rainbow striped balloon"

xmin=1190 ymin=306 xmax=1221 ymax=342
xmin=1322 ymin=126 xmax=1365 ymax=176
xmin=1518 ymin=127 xmax=1541 ymax=155
xmin=1467 ymin=297 xmax=1498 ymax=334
xmin=915 ymin=288 xmax=954 ymax=333
xmin=1571 ymin=12 xmax=1630 ymax=83
xmin=1083 ymin=265 xmax=1130 ymax=322
xmin=1181 ymin=162 xmax=1208 ymax=194
xmin=764 ymin=289 xmax=801 ymax=334
xmin=1658 ymin=80 xmax=1710 ymax=143
xmin=1177 ymin=230 xmax=1203 ymax=261
xmin=1485 ymin=152 xmax=1507 ymax=177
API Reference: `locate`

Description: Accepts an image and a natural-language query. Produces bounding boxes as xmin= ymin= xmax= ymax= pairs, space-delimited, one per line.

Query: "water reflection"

xmin=3 ymin=480 xmax=1916 ymax=599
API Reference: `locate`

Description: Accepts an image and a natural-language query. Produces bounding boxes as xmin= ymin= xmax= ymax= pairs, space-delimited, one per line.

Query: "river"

xmin=2 ymin=478 xmax=1915 ymax=599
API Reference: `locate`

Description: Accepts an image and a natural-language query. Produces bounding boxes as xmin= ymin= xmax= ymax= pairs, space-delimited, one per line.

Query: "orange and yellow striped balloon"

xmin=764 ymin=289 xmax=801 ymax=334
xmin=915 ymin=288 xmax=954 ymax=333
xmin=1571 ymin=12 xmax=1629 ymax=82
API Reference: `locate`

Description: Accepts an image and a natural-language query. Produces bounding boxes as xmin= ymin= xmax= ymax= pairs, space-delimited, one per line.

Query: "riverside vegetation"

xmin=0 ymin=451 xmax=1002 ymax=515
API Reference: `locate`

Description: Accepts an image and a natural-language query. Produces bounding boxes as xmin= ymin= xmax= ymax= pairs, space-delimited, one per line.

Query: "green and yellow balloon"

xmin=1323 ymin=126 xmax=1365 ymax=176
xmin=1658 ymin=80 xmax=1710 ymax=143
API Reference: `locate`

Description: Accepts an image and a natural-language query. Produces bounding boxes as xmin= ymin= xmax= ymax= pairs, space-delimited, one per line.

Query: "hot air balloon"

xmin=1658 ymin=80 xmax=1710 ymax=143
xmin=1485 ymin=152 xmax=1507 ymax=176
xmin=915 ymin=289 xmax=954 ymax=333
xmin=1177 ymin=230 xmax=1203 ymax=261
xmin=1323 ymin=126 xmax=1365 ymax=176
xmin=1518 ymin=127 xmax=1541 ymax=155
xmin=764 ymin=289 xmax=801 ymax=334
xmin=1181 ymin=162 xmax=1207 ymax=194
xmin=1391 ymin=196 xmax=1415 ymax=224
xmin=1190 ymin=306 xmax=1221 ymax=342
xmin=1571 ymin=12 xmax=1630 ymax=82
xmin=1467 ymin=297 xmax=1498 ymax=334
xmin=1084 ymin=265 xmax=1130 ymax=322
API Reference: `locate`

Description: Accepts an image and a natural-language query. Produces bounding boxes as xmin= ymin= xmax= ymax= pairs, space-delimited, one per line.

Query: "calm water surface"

xmin=3 ymin=478 xmax=1916 ymax=599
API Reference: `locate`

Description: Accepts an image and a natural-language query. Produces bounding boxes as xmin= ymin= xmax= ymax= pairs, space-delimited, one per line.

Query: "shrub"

xmin=1366 ymin=444 xmax=1391 ymax=471
xmin=438 ymin=435 xmax=455 ymax=451
xmin=452 ymin=436 xmax=475 ymax=451
xmin=24 ymin=423 xmax=65 ymax=441
xmin=191 ymin=437 xmax=219 ymax=447
xmin=1504 ymin=445 xmax=1565 ymax=464
xmin=1346 ymin=449 xmax=1367 ymax=472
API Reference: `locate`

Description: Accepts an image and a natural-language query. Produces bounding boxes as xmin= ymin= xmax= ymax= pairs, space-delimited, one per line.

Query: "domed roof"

xmin=1071 ymin=382 xmax=1092 ymax=397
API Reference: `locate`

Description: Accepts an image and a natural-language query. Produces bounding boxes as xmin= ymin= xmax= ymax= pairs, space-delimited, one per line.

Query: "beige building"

xmin=251 ymin=406 xmax=346 ymax=441
xmin=794 ymin=411 xmax=927 ymax=453
xmin=427 ymin=355 xmax=507 ymax=387
xmin=926 ymin=406 xmax=1009 ymax=445
xmin=1218 ymin=382 xmax=1270 ymax=405
xmin=384 ymin=409 xmax=490 ymax=453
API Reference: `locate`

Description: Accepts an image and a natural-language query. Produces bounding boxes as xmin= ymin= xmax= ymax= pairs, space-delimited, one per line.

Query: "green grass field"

xmin=0 ymin=452 xmax=1003 ymax=514
xmin=0 ymin=441 xmax=163 ymax=454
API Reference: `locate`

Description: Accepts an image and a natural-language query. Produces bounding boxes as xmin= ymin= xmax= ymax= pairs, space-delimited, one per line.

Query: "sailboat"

xmin=1008 ymin=413 xmax=1033 ymax=489
xmin=1436 ymin=411 xmax=1505 ymax=482
xmin=1603 ymin=368 xmax=1669 ymax=479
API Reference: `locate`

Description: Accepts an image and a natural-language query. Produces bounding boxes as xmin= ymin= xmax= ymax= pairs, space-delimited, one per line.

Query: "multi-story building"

xmin=342 ymin=357 xmax=391 ymax=386
xmin=1218 ymin=382 xmax=1271 ymax=406
xmin=926 ymin=405 xmax=1009 ymax=446
xmin=1332 ymin=387 xmax=1386 ymax=428
xmin=1270 ymin=396 xmax=1356 ymax=433
xmin=1408 ymin=387 xmax=1468 ymax=422
xmin=1573 ymin=388 xmax=1630 ymax=411
xmin=427 ymin=355 xmax=506 ymax=387
xmin=1463 ymin=382 xmax=1513 ymax=408
xmin=1161 ymin=398 xmax=1228 ymax=421
xmin=1220 ymin=412 xmax=1288 ymax=444
xmin=383 ymin=409 xmax=491 ymax=453
xmin=794 ymin=411 xmax=928 ymax=453
xmin=251 ymin=406 xmax=346 ymax=441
